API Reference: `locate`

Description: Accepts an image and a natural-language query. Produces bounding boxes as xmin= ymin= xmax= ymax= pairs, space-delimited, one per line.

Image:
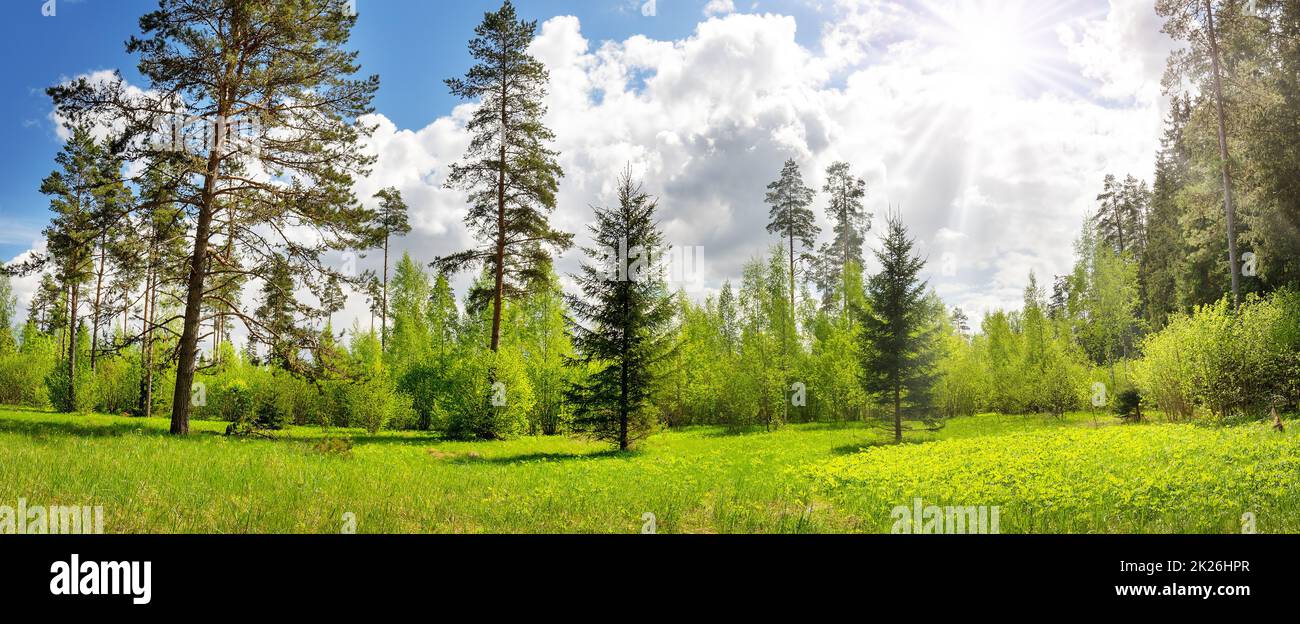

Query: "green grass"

xmin=0 ymin=406 xmax=1296 ymax=533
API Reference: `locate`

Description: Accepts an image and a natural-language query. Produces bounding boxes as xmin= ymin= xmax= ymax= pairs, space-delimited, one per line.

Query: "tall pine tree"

xmin=40 ymin=126 xmax=118 ymax=412
xmin=815 ymin=161 xmax=869 ymax=318
xmin=436 ymin=0 xmax=572 ymax=353
xmin=764 ymin=159 xmax=818 ymax=317
xmin=369 ymin=187 xmax=410 ymax=347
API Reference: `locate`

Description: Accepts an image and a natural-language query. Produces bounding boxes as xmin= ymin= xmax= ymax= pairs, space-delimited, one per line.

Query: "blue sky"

xmin=0 ymin=0 xmax=1175 ymax=329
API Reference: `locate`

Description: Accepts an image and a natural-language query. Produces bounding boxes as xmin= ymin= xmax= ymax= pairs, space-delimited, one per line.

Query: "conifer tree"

xmin=764 ymin=159 xmax=818 ymax=316
xmin=858 ymin=215 xmax=945 ymax=443
xmin=40 ymin=126 xmax=118 ymax=411
xmin=566 ymin=169 xmax=674 ymax=450
xmin=370 ymin=187 xmax=410 ymax=347
xmin=815 ymin=161 xmax=869 ymax=317
xmin=436 ymin=0 xmax=572 ymax=353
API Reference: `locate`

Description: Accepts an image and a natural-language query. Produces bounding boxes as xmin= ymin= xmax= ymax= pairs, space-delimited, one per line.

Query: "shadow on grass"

xmin=448 ymin=449 xmax=630 ymax=465
xmin=829 ymin=438 xmax=928 ymax=456
xmin=320 ymin=433 xmax=443 ymax=447
xmin=692 ymin=420 xmax=878 ymax=439
xmin=698 ymin=426 xmax=771 ymax=438
xmin=0 ymin=415 xmax=224 ymax=441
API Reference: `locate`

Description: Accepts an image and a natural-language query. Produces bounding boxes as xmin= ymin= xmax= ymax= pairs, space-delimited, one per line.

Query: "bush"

xmin=1137 ymin=290 xmax=1300 ymax=422
xmin=208 ymin=378 xmax=257 ymax=436
xmin=345 ymin=376 xmax=397 ymax=435
xmin=46 ymin=361 xmax=97 ymax=413
xmin=0 ymin=352 xmax=54 ymax=407
xmin=95 ymin=355 xmax=141 ymax=415
xmin=442 ymin=347 xmax=534 ymax=440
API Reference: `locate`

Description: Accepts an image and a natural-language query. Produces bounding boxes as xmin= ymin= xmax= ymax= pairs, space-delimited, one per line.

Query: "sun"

xmin=956 ymin=7 xmax=1032 ymax=84
xmin=922 ymin=0 xmax=1066 ymax=94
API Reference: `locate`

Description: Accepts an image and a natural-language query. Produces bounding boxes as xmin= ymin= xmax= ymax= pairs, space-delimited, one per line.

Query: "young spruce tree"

xmin=858 ymin=215 xmax=945 ymax=443
xmin=566 ymin=169 xmax=674 ymax=451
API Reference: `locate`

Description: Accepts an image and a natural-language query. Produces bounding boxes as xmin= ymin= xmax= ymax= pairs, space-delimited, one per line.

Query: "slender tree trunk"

xmin=139 ymin=262 xmax=154 ymax=418
xmin=1204 ymin=0 xmax=1242 ymax=308
xmin=1114 ymin=201 xmax=1125 ymax=255
xmin=893 ymin=384 xmax=902 ymax=443
xmin=91 ymin=239 xmax=106 ymax=372
xmin=842 ymin=214 xmax=850 ymax=322
xmin=381 ymin=232 xmax=390 ymax=348
xmin=67 ymin=283 xmax=79 ymax=411
xmin=787 ymin=229 xmax=796 ymax=316
xmin=59 ymin=286 xmax=68 ymax=361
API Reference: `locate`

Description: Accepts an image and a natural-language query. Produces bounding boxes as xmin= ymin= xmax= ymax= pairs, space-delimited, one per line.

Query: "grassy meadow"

xmin=1 ymin=406 xmax=1297 ymax=534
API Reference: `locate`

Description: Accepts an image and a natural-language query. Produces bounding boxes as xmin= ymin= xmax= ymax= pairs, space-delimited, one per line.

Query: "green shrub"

xmin=0 ymin=352 xmax=54 ymax=407
xmin=94 ymin=355 xmax=141 ymax=415
xmin=46 ymin=361 xmax=97 ymax=413
xmin=1137 ymin=290 xmax=1300 ymax=422
xmin=346 ymin=376 xmax=397 ymax=435
xmin=443 ymin=347 xmax=534 ymax=440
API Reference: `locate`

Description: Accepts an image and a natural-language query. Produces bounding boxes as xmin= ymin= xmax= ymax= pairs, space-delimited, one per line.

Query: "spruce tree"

xmin=566 ymin=169 xmax=674 ymax=450
xmin=254 ymin=255 xmax=305 ymax=371
xmin=436 ymin=0 xmax=572 ymax=353
xmin=1141 ymin=96 xmax=1191 ymax=330
xmin=858 ymin=215 xmax=944 ymax=443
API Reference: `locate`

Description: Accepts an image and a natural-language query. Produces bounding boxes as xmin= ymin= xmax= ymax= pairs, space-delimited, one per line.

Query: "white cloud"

xmin=1057 ymin=0 xmax=1180 ymax=106
xmin=703 ymin=0 xmax=736 ymax=17
xmin=5 ymin=241 xmax=48 ymax=325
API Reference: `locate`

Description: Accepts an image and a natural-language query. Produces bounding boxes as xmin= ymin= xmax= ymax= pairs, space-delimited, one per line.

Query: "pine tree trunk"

xmin=171 ymin=150 xmax=221 ymax=435
xmin=91 ymin=239 xmax=106 ymax=372
xmin=139 ymin=263 xmax=154 ymax=418
xmin=1114 ymin=201 xmax=1125 ymax=255
xmin=788 ymin=229 xmax=796 ymax=315
xmin=490 ymin=85 xmax=508 ymax=353
xmin=1204 ymin=0 xmax=1241 ymax=308
xmin=843 ymin=223 xmax=850 ymax=322
xmin=67 ymin=282 xmax=79 ymax=411
xmin=381 ymin=232 xmax=390 ymax=348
